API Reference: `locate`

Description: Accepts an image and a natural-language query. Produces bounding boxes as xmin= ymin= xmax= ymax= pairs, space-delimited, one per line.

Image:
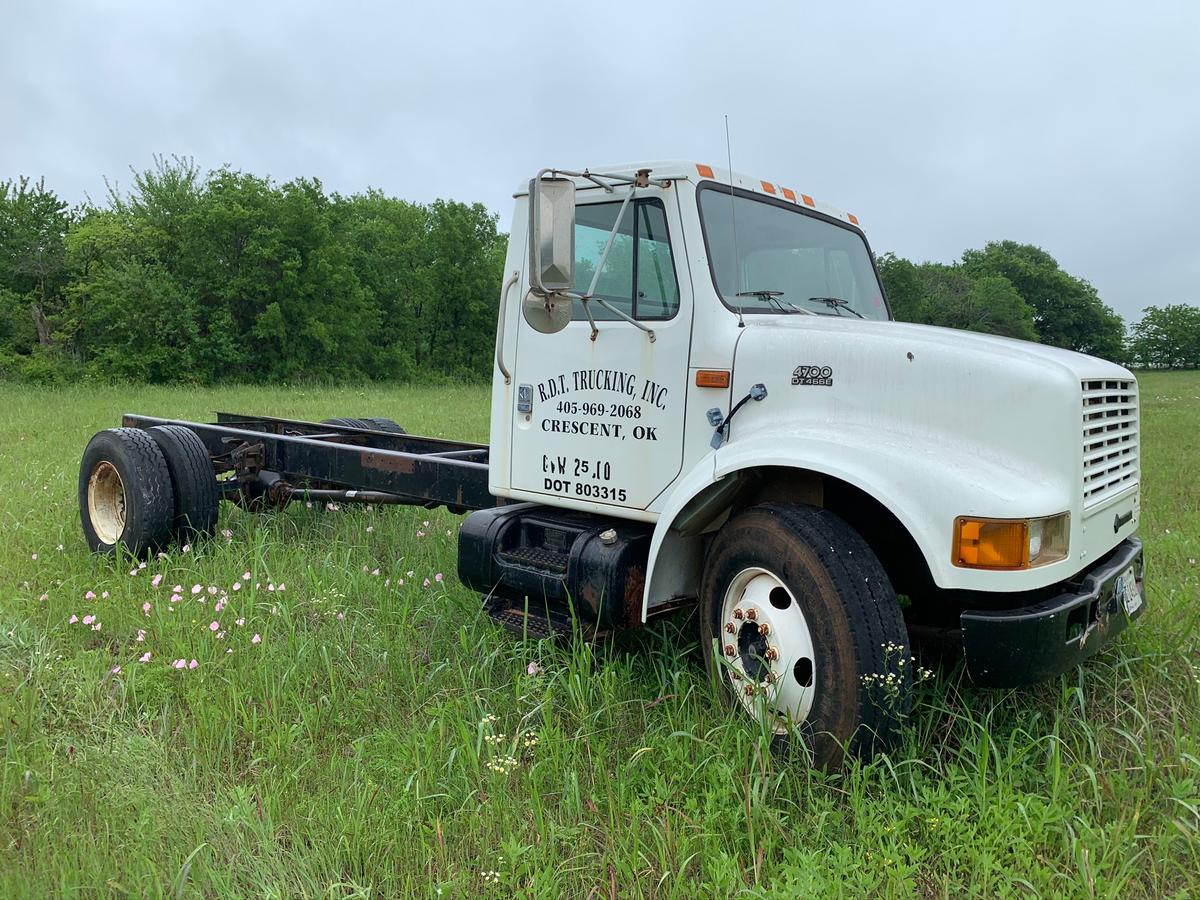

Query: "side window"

xmin=571 ymin=199 xmax=679 ymax=321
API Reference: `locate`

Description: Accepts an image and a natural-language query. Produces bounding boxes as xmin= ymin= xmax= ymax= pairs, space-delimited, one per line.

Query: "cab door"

xmin=508 ymin=186 xmax=692 ymax=515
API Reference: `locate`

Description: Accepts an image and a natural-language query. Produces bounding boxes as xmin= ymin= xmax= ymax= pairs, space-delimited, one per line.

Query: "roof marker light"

xmin=696 ymin=164 xmax=715 ymax=178
xmin=801 ymin=194 xmax=815 ymax=207
xmin=761 ymin=181 xmax=776 ymax=194
xmin=848 ymin=213 xmax=859 ymax=225
xmin=781 ymin=187 xmax=796 ymax=202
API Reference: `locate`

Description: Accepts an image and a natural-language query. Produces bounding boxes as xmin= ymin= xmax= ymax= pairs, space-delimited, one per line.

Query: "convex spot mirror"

xmin=528 ymin=176 xmax=576 ymax=294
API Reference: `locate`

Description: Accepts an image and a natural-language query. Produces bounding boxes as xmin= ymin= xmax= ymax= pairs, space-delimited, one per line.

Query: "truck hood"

xmin=728 ymin=316 xmax=1135 ymax=490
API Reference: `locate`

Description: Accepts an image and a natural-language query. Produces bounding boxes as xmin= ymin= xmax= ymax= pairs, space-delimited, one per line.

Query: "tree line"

xmin=2 ymin=159 xmax=1197 ymax=381
xmin=0 ymin=157 xmax=506 ymax=383
xmin=876 ymin=243 xmax=1198 ymax=367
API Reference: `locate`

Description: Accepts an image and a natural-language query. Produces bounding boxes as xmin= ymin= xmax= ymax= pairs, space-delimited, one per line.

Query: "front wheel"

xmin=700 ymin=503 xmax=912 ymax=768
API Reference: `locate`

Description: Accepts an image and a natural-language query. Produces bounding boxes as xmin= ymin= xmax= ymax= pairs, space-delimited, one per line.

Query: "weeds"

xmin=0 ymin=377 xmax=1197 ymax=896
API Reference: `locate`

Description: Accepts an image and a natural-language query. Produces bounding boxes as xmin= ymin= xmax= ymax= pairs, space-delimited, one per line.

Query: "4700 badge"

xmin=792 ymin=364 xmax=834 ymax=387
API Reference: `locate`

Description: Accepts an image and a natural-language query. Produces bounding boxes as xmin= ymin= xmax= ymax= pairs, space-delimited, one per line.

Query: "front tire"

xmin=700 ymin=503 xmax=911 ymax=768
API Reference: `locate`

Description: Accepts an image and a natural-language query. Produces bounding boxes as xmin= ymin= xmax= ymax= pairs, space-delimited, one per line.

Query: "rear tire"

xmin=700 ymin=503 xmax=911 ymax=769
xmin=79 ymin=428 xmax=174 ymax=556
xmin=321 ymin=417 xmax=406 ymax=434
xmin=147 ymin=425 xmax=220 ymax=541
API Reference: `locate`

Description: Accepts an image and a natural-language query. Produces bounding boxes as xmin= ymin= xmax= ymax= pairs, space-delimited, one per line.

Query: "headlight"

xmin=952 ymin=513 xmax=1070 ymax=570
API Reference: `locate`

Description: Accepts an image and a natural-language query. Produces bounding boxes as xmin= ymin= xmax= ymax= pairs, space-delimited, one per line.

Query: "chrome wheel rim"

xmin=719 ymin=567 xmax=816 ymax=734
xmin=87 ymin=461 xmax=126 ymax=545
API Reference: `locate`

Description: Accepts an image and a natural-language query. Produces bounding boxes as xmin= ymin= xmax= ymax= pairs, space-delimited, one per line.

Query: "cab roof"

xmin=514 ymin=160 xmax=862 ymax=228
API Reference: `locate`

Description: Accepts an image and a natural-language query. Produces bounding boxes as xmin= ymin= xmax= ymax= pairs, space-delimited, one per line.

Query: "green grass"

xmin=1 ymin=375 xmax=1197 ymax=898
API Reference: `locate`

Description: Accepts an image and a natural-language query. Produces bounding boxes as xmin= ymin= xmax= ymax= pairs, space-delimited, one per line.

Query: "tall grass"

xmin=1 ymin=376 xmax=1197 ymax=896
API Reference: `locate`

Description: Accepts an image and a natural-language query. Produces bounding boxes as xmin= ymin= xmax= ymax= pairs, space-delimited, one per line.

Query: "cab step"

xmin=459 ymin=503 xmax=652 ymax=632
xmin=484 ymin=596 xmax=605 ymax=641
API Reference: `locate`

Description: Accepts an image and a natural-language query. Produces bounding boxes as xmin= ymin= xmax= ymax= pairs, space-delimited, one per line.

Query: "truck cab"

xmin=462 ymin=161 xmax=1144 ymax=764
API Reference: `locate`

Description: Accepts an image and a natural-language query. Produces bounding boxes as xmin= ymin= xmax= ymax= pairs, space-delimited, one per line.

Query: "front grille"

xmin=1081 ymin=379 xmax=1138 ymax=508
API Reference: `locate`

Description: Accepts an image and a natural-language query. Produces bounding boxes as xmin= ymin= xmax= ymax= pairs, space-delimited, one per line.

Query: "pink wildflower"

xmin=91 ymin=623 xmax=101 ymax=631
xmin=434 ymin=573 xmax=444 ymax=583
xmin=268 ymin=583 xmax=276 ymax=592
xmin=221 ymin=529 xmax=233 ymax=540
xmin=39 ymin=593 xmax=48 ymax=602
xmin=31 ymin=553 xmax=37 ymax=561
xmin=142 ymin=602 xmax=151 ymax=615
xmin=85 ymin=590 xmax=96 ymax=600
xmin=232 ymin=582 xmax=241 ymax=592
xmin=207 ymin=585 xmax=218 ymax=595
xmin=173 ymin=659 xmax=186 ymax=669
xmin=170 ymin=593 xmax=182 ymax=603
xmin=136 ymin=629 xmax=145 ymax=642
xmin=416 ymin=530 xmax=426 ymax=538
xmin=235 ymin=618 xmax=244 ymax=626
xmin=182 ymin=544 xmax=191 ymax=553
xmin=366 ymin=526 xmax=374 ymax=533
xmin=337 ymin=611 xmax=345 ymax=621
xmin=151 ymin=574 xmax=163 ymax=588
xmin=423 ymin=578 xmax=431 ymax=587
xmin=139 ymin=652 xmax=151 ymax=663
xmin=69 ymin=614 xmax=78 ymax=624
xmin=209 ymin=621 xmax=220 ymax=632
xmin=278 ymin=584 xmax=285 ymax=591
xmin=129 ymin=569 xmax=138 ymax=576
xmin=82 ymin=614 xmax=95 ymax=625
xmin=527 ymin=662 xmax=541 ymax=676
xmin=111 ymin=665 xmax=121 ymax=674
xmin=242 ymin=572 xmax=251 ymax=581
xmin=251 ymin=633 xmax=261 ymax=644
xmin=371 ymin=568 xmax=380 ymax=576
xmin=101 ymin=591 xmax=109 ymax=599
xmin=191 ymin=584 xmax=202 ymax=595
xmin=188 ymin=659 xmax=198 ymax=669
xmin=173 ymin=585 xmax=182 ymax=593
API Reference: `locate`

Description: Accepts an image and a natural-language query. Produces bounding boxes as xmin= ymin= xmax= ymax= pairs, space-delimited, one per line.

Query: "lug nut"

xmin=733 ymin=608 xmax=744 ymax=620
xmin=744 ymin=684 xmax=756 ymax=696
xmin=765 ymin=646 xmax=779 ymax=661
xmin=723 ymin=644 xmax=736 ymax=658
xmin=724 ymin=623 xmax=736 ymax=634
xmin=745 ymin=608 xmax=757 ymax=621
xmin=764 ymin=673 xmax=776 ymax=685
xmin=758 ymin=623 xmax=770 ymax=636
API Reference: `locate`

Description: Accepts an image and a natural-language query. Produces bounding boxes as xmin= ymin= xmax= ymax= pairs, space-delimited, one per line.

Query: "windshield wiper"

xmin=736 ymin=289 xmax=811 ymax=315
xmin=807 ymin=296 xmax=865 ymax=319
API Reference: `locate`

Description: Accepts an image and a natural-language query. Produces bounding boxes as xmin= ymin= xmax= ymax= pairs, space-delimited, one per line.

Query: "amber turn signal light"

xmin=953 ymin=518 xmax=1030 ymax=570
xmin=695 ymin=370 xmax=731 ymax=388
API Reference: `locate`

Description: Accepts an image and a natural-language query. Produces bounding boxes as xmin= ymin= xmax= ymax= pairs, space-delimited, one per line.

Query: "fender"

xmin=642 ymin=421 xmax=1073 ymax=620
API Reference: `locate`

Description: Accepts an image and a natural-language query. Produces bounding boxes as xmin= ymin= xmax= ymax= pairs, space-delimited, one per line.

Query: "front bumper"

xmin=961 ymin=537 xmax=1145 ymax=687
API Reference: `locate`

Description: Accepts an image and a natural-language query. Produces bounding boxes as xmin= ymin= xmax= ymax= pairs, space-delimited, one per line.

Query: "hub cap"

xmin=720 ymin=567 xmax=816 ymax=734
xmin=87 ymin=461 xmax=127 ymax=545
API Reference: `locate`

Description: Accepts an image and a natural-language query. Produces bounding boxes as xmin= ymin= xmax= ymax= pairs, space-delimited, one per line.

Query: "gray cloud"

xmin=2 ymin=0 xmax=1196 ymax=322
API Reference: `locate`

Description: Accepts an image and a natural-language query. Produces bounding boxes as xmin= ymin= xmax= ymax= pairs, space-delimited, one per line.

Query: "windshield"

xmin=698 ymin=186 xmax=890 ymax=320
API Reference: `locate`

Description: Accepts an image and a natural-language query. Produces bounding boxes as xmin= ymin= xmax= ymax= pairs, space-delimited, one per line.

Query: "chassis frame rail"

xmin=121 ymin=412 xmax=497 ymax=513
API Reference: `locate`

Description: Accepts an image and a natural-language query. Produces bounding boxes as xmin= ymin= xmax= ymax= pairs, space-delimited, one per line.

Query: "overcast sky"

xmin=2 ymin=0 xmax=1196 ymax=322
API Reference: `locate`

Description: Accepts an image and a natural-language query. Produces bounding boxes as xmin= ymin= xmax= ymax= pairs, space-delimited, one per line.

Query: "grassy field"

xmin=1 ymin=374 xmax=1197 ymax=898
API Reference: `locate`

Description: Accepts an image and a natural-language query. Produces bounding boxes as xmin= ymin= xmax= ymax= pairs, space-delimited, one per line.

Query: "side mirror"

xmin=528 ymin=176 xmax=576 ymax=295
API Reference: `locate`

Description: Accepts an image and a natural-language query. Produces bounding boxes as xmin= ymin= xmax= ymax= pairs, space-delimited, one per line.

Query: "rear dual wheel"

xmin=79 ymin=426 xmax=219 ymax=556
xmin=700 ymin=503 xmax=912 ymax=768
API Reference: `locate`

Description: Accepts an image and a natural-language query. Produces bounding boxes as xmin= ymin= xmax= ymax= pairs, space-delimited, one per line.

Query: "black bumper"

xmin=961 ymin=537 xmax=1145 ymax=687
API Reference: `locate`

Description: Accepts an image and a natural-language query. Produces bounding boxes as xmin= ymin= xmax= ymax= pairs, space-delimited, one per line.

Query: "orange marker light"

xmin=696 ymin=164 xmax=715 ymax=178
xmin=761 ymin=181 xmax=776 ymax=194
xmin=953 ymin=518 xmax=1030 ymax=570
xmin=801 ymin=194 xmax=815 ymax=207
xmin=848 ymin=213 xmax=859 ymax=225
xmin=695 ymin=370 xmax=731 ymax=388
xmin=781 ymin=187 xmax=796 ymax=201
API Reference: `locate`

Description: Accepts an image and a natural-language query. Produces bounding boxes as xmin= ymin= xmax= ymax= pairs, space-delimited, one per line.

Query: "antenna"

xmin=724 ymin=115 xmax=745 ymax=328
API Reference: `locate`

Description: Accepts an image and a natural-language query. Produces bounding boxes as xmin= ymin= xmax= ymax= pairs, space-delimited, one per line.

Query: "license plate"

xmin=1114 ymin=565 xmax=1142 ymax=616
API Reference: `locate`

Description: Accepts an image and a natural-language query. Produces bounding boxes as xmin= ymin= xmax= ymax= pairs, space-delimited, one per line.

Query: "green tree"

xmin=1129 ymin=304 xmax=1200 ymax=368
xmin=0 ymin=176 xmax=72 ymax=350
xmin=961 ymin=240 xmax=1124 ymax=359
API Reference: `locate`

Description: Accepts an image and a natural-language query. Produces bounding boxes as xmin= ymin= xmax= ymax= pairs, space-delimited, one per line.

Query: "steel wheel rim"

xmin=87 ymin=461 xmax=127 ymax=545
xmin=719 ymin=567 xmax=816 ymax=734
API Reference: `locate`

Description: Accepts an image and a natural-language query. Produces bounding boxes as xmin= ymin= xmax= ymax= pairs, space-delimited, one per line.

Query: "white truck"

xmin=78 ymin=161 xmax=1145 ymax=767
